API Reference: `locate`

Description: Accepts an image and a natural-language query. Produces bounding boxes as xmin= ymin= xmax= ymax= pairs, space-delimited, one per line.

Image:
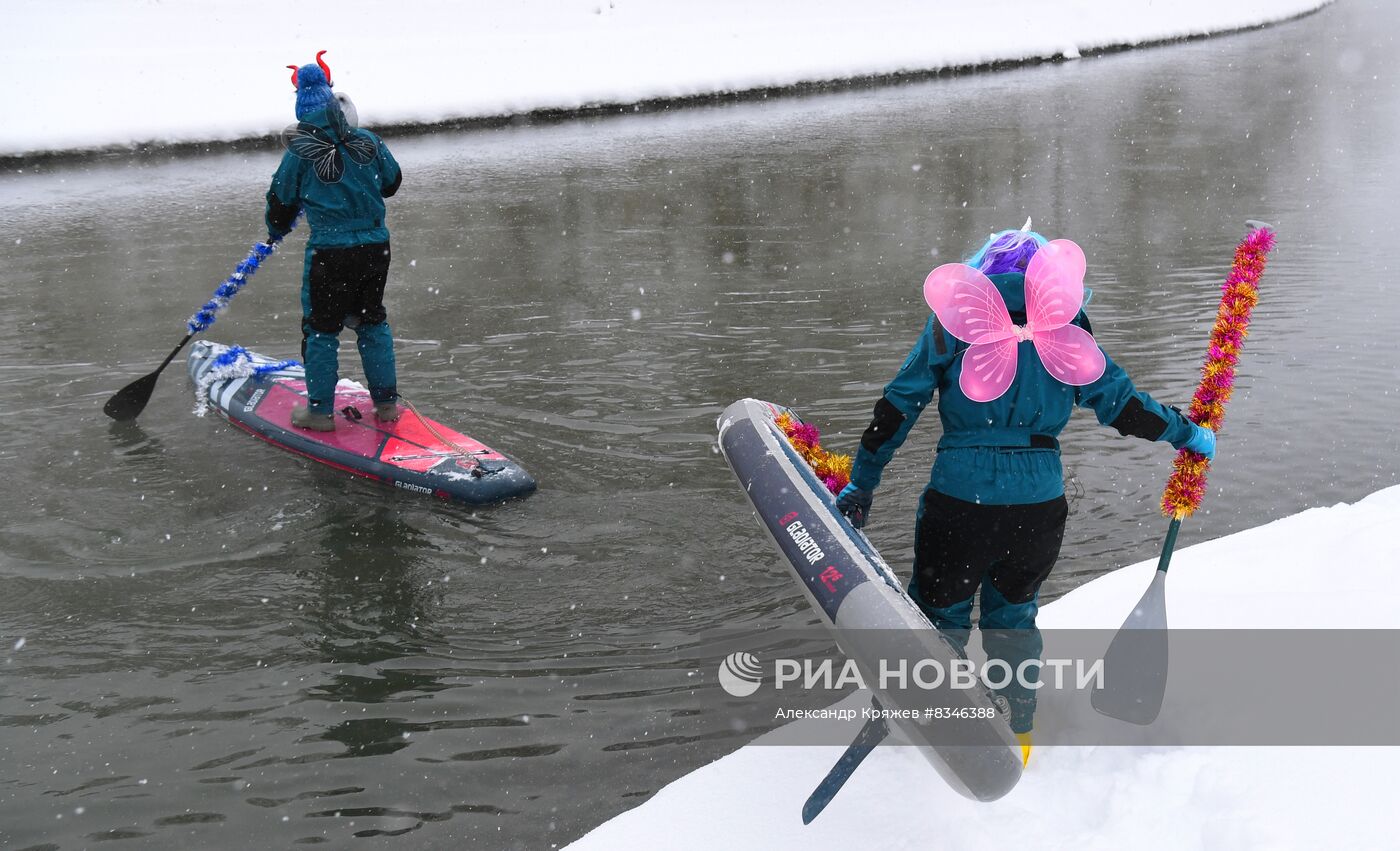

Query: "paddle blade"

xmin=1091 ymin=570 xmax=1169 ymax=725
xmin=103 ymin=370 xmax=161 ymax=421
xmin=103 ymin=333 xmax=194 ymax=422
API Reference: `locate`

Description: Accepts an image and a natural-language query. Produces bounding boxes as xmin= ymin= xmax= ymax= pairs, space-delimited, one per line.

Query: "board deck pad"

xmin=188 ymin=341 xmax=535 ymax=505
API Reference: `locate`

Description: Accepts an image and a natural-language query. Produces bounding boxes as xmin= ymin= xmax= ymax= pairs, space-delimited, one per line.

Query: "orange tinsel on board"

xmin=775 ymin=411 xmax=852 ymax=495
xmin=1160 ymin=226 xmax=1276 ymax=519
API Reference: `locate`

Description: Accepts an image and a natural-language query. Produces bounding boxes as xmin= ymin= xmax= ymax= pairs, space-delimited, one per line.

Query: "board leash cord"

xmin=387 ymin=450 xmax=493 ymax=463
xmin=400 ymin=398 xmax=481 ymax=471
xmin=345 ymin=396 xmax=498 ymax=478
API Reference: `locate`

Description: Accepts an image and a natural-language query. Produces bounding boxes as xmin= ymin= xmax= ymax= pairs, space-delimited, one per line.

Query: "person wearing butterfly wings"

xmin=835 ymin=225 xmax=1215 ymax=764
xmin=265 ymin=52 xmax=404 ymax=431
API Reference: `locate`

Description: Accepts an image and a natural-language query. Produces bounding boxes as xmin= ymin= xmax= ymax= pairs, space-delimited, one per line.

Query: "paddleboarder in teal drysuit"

xmin=835 ymin=224 xmax=1216 ymax=762
xmin=266 ymin=53 xmax=403 ymax=431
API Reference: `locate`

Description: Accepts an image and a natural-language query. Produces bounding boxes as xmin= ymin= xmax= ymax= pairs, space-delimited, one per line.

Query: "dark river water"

xmin=3 ymin=2 xmax=1398 ymax=848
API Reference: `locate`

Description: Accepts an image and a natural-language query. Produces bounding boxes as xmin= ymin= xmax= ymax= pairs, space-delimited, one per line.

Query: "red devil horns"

xmin=286 ymin=51 xmax=332 ymax=89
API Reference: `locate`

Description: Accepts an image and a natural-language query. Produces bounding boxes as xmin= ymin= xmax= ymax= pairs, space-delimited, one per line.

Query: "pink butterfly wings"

xmin=922 ymin=239 xmax=1106 ymax=403
xmin=922 ymin=263 xmax=1021 ymax=402
xmin=1023 ymin=240 xmax=1105 ymax=392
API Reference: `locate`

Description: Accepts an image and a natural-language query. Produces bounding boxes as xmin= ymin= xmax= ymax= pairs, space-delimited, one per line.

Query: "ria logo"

xmin=718 ymin=651 xmax=763 ymax=697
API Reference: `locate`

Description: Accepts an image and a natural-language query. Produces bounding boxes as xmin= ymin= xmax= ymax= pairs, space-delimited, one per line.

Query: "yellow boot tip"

xmin=1015 ymin=731 xmax=1033 ymax=768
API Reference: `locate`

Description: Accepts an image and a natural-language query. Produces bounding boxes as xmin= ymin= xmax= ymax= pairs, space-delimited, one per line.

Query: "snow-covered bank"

xmin=4 ymin=0 xmax=1329 ymax=158
xmin=567 ymin=485 xmax=1400 ymax=850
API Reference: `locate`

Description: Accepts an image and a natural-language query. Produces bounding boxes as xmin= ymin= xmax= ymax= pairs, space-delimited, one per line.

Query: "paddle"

xmin=102 ymin=229 xmax=294 ymax=422
xmin=103 ymin=333 xmax=198 ymax=421
xmin=1089 ymin=519 xmax=1177 ymax=724
xmin=1092 ymin=221 xmax=1276 ymax=724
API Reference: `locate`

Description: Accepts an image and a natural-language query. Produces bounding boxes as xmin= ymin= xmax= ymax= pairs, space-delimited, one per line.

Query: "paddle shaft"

xmin=1155 ymin=517 xmax=1182 ymax=574
xmin=154 ymin=333 xmax=195 ymax=375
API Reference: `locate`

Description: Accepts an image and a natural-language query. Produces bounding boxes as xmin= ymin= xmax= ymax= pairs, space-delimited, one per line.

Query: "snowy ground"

xmin=4 ymin=0 xmax=1329 ymax=157
xmin=567 ymin=485 xmax=1400 ymax=850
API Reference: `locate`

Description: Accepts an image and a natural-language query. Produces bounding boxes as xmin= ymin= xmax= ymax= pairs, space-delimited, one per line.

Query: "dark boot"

xmin=374 ymin=401 xmax=401 ymax=422
xmin=291 ymin=403 xmax=335 ymax=432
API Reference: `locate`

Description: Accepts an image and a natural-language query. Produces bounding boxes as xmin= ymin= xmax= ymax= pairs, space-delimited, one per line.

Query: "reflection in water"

xmin=107 ymin=419 xmax=164 ymax=457
xmin=299 ymin=503 xmax=462 ymax=772
xmin=300 ymin=506 xmax=445 ymax=764
xmin=303 ymin=505 xmax=440 ymax=662
xmin=3 ymin=2 xmax=1400 ymax=847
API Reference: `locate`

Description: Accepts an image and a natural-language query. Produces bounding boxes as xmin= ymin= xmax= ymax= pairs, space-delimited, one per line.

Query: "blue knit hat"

xmin=288 ymin=51 xmax=336 ymax=120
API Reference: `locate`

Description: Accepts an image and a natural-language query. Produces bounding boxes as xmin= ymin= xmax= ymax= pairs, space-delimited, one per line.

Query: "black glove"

xmin=835 ymin=484 xmax=873 ymax=529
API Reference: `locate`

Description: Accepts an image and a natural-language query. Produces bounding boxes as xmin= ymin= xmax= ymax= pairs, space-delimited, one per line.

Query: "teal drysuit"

xmin=850 ymin=272 xmax=1196 ymax=732
xmin=265 ymin=106 xmax=403 ymax=413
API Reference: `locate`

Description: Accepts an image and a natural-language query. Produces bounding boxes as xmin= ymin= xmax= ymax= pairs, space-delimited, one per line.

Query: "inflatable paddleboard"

xmin=717 ymin=398 xmax=1021 ymax=810
xmin=187 ymin=341 xmax=535 ymax=505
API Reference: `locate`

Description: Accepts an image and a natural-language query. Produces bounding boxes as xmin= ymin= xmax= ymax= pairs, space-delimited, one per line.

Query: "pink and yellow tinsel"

xmin=1160 ymin=226 xmax=1276 ymax=520
xmin=776 ymin=411 xmax=852 ymax=495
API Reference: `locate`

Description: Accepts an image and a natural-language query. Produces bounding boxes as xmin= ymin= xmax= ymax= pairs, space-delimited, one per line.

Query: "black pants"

xmin=914 ymin=489 xmax=1068 ymax=610
xmin=303 ymin=242 xmax=392 ymax=346
xmin=300 ymin=242 xmax=398 ymax=409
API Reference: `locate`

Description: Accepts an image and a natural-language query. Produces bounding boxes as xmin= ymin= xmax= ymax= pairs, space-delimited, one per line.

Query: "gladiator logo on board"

xmin=718 ymin=651 xmax=764 ymax=697
xmin=778 ymin=511 xmax=825 ymax=564
xmin=395 ymin=481 xmax=434 ymax=495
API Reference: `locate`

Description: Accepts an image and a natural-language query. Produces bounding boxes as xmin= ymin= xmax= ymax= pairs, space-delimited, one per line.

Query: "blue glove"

xmin=835 ymin=484 xmax=873 ymax=529
xmin=1181 ymin=424 xmax=1216 ymax=460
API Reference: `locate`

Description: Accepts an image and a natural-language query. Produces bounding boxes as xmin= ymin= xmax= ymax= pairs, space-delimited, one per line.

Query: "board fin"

xmin=801 ymin=698 xmax=890 ymax=824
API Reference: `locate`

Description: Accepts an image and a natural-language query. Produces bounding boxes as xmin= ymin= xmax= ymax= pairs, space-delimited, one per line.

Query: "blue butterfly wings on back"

xmin=282 ymin=121 xmax=380 ymax=184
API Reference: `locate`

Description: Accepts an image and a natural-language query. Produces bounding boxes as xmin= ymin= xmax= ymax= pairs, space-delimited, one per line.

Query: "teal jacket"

xmin=850 ymin=273 xmax=1195 ymax=505
xmin=265 ymin=107 xmax=402 ymax=249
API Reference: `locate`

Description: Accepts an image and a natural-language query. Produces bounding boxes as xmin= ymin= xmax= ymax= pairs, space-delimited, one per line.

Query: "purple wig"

xmin=966 ymin=227 xmax=1048 ymax=275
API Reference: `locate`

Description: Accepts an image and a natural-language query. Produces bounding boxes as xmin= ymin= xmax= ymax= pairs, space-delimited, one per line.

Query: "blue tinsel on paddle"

xmin=187 ymin=219 xmax=298 ymax=334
